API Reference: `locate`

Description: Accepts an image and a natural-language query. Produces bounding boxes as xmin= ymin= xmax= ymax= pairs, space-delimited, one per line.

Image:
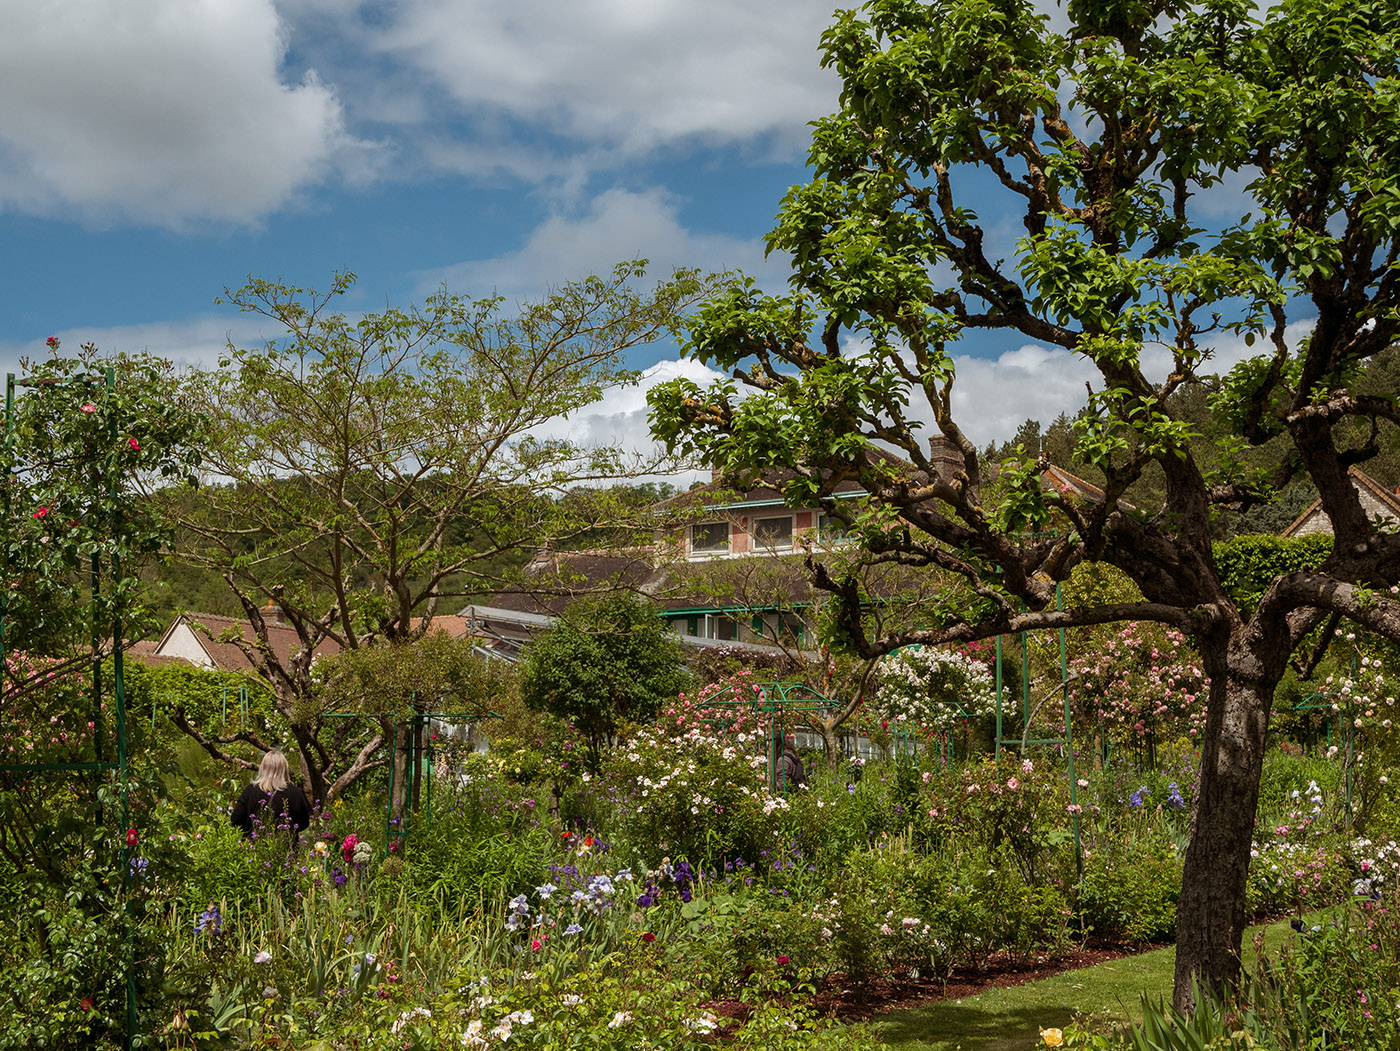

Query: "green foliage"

xmin=520 ymin=594 xmax=690 ymax=765
xmin=1213 ymin=535 xmax=1334 ymax=617
xmin=170 ymin=263 xmax=715 ymax=799
xmin=122 ymin=660 xmax=281 ymax=753
xmin=317 ymin=632 xmax=513 ymax=721
xmin=2 ymin=345 xmax=204 ymax=659
xmin=1079 ymin=839 xmax=1182 ymax=944
xmin=1128 ymin=903 xmax=1400 ymax=1050
xmin=396 ymin=777 xmax=555 ymax=910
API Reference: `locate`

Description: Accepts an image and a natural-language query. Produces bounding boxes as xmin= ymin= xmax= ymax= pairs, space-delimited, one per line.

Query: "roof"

xmin=654 ymin=469 xmax=867 ymax=514
xmin=1281 ymin=467 xmax=1400 ymax=538
xmin=155 ymin=612 xmax=341 ymax=673
xmin=488 ymin=548 xmax=660 ymax=617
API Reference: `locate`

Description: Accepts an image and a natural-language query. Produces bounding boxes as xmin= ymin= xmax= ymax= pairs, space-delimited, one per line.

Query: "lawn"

xmin=871 ymin=916 xmax=1301 ymax=1050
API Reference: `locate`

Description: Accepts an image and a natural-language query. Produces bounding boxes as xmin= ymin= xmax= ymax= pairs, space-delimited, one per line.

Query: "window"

xmin=818 ymin=513 xmax=852 ymax=541
xmin=690 ymin=521 xmax=729 ymax=553
xmin=752 ymin=515 xmax=794 ymax=550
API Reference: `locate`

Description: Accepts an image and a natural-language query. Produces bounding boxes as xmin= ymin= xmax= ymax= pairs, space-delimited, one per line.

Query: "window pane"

xmin=691 ymin=521 xmax=728 ymax=551
xmin=754 ymin=515 xmax=793 ymax=549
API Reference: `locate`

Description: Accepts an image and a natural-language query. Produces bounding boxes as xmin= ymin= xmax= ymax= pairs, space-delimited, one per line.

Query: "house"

xmin=146 ymin=610 xmax=341 ymax=672
xmin=1281 ymin=467 xmax=1400 ymax=538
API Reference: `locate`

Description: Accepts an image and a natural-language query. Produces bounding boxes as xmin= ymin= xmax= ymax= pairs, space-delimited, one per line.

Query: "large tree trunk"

xmin=1173 ymin=637 xmax=1280 ymax=1012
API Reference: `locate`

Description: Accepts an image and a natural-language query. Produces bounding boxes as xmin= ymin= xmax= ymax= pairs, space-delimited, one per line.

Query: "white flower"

xmin=506 ymin=1010 xmax=534 ymax=1026
xmin=462 ymin=1020 xmax=488 ymax=1048
xmin=561 ymin=994 xmax=583 ymax=1007
xmin=686 ymin=1013 xmax=720 ymax=1033
xmin=491 ymin=1018 xmax=513 ymax=1042
xmin=608 ymin=1011 xmax=632 ymax=1028
xmin=253 ymin=951 xmax=272 ymax=965
xmin=392 ymin=1007 xmax=432 ymax=1034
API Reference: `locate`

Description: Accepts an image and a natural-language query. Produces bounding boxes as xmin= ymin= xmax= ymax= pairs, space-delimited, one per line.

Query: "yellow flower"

xmin=1040 ymin=1028 xmax=1064 ymax=1047
xmin=313 ymin=841 xmax=328 ymax=855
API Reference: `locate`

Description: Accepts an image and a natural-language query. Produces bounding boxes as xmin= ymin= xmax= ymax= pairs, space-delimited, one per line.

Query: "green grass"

xmin=869 ymin=917 xmax=1303 ymax=1050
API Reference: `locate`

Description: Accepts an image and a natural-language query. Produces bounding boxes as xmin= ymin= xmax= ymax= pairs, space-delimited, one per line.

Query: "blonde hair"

xmin=253 ymin=750 xmax=292 ymax=794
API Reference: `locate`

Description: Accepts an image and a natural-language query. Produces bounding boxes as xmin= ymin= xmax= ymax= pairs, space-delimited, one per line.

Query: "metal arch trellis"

xmin=321 ymin=696 xmax=503 ymax=853
xmin=698 ymin=681 xmax=842 ymax=791
xmin=1293 ymin=643 xmax=1360 ymax=824
xmin=992 ymin=581 xmax=1083 ymax=878
xmin=0 ymin=368 xmax=138 ymax=1050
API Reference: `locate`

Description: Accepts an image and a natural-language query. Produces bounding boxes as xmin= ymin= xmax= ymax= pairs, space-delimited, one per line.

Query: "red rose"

xmin=125 ymin=828 xmax=138 ymax=848
xmin=777 ymin=954 xmax=790 ymax=965
xmin=641 ymin=932 xmax=655 ymax=943
xmin=79 ymin=998 xmax=93 ymax=1011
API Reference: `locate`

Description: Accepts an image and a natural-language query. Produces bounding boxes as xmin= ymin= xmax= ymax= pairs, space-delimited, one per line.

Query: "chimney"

xmin=262 ymin=600 xmax=286 ymax=626
xmin=929 ymin=434 xmax=967 ymax=488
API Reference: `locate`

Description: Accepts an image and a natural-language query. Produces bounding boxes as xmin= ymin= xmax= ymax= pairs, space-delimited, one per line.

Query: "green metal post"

xmin=1057 ymin=583 xmax=1082 ymax=879
xmin=994 ymin=634 xmax=1004 ymax=760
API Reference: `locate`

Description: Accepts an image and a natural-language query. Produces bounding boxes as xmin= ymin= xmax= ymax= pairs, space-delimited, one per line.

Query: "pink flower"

xmin=127 ymin=438 xmax=140 ymax=450
xmin=530 ymin=938 xmax=542 ymax=952
xmin=81 ymin=403 xmax=96 ymax=413
xmin=32 ymin=507 xmax=48 ymax=519
xmin=341 ymin=833 xmax=358 ymax=862
xmin=46 ymin=336 xmax=59 ymax=350
xmin=1006 ymin=777 xmax=1020 ymax=790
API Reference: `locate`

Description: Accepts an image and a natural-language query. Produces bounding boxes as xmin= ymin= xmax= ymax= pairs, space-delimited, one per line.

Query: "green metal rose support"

xmin=1 ymin=368 xmax=138 ymax=1050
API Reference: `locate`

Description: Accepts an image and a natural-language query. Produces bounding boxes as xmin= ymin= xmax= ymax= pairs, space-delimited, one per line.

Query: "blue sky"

xmin=0 ymin=0 xmax=1276 ymax=454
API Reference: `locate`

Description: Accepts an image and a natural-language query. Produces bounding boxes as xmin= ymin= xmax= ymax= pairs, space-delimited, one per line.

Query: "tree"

xmin=171 ymin=262 xmax=715 ymax=802
xmin=519 ymin=593 xmax=689 ymax=769
xmin=648 ymin=0 xmax=1400 ymax=1008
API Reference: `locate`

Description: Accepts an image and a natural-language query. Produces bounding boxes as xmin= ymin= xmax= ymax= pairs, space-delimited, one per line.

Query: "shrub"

xmin=1077 ymin=835 xmax=1181 ymax=943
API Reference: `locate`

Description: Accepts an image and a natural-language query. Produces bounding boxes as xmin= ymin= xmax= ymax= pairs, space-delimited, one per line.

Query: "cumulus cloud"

xmin=378 ymin=0 xmax=838 ymax=158
xmin=415 ymin=186 xmax=784 ymax=300
xmin=0 ymin=0 xmax=358 ymax=227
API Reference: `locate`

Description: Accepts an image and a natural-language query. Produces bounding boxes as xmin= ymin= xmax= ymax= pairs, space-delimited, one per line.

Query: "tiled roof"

xmin=1282 ymin=467 xmax=1400 ymax=537
xmin=489 ymin=549 xmax=660 ymax=617
xmin=654 ymin=469 xmax=867 ymax=513
xmin=160 ymin=612 xmax=341 ymax=673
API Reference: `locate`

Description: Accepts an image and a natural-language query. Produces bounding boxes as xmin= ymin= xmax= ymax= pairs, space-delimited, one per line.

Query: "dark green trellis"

xmin=992 ymin=582 xmax=1083 ymax=877
xmin=1293 ymin=645 xmax=1360 ymax=823
xmin=0 ymin=368 xmax=138 ymax=1050
xmin=699 ymin=681 xmax=841 ymax=790
xmin=324 ymin=699 xmax=501 ymax=852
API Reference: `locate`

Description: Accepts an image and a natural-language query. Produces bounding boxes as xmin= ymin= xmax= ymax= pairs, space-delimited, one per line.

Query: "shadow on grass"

xmin=875 ymin=1001 xmax=1087 ymax=1051
xmin=868 ymin=916 xmax=1302 ymax=1051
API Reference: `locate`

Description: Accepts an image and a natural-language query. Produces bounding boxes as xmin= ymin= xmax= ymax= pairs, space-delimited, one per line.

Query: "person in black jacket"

xmin=231 ymin=750 xmax=310 ymax=838
xmin=779 ymin=735 xmax=807 ymax=792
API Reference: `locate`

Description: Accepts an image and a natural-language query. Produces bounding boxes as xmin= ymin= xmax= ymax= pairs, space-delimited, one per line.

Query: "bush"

xmin=1077 ymin=835 xmax=1181 ymax=943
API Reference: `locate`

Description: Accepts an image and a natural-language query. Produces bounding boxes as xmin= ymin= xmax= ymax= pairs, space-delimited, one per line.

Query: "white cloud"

xmin=947 ymin=319 xmax=1320 ymax=448
xmin=0 ymin=0 xmax=359 ymax=227
xmin=948 ymin=344 xmax=1100 ymax=448
xmin=415 ymin=186 xmax=784 ymax=300
xmin=378 ymin=0 xmax=838 ymax=157
xmin=0 ymin=315 xmax=267 ymax=380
